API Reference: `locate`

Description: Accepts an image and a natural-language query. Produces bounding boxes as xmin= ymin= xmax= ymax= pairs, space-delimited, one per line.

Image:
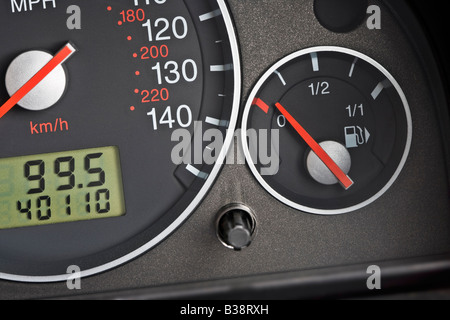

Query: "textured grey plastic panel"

xmin=1 ymin=0 xmax=449 ymax=299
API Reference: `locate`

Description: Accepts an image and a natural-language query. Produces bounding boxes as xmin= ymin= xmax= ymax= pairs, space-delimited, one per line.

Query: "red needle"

xmin=0 ymin=42 xmax=76 ymax=119
xmin=275 ymin=102 xmax=354 ymax=190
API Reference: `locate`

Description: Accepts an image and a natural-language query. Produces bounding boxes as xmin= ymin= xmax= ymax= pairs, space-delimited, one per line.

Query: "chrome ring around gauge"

xmin=241 ymin=46 xmax=412 ymax=215
xmin=0 ymin=0 xmax=240 ymax=282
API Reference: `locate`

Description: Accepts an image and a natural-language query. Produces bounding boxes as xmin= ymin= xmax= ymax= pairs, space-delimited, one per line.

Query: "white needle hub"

xmin=5 ymin=50 xmax=68 ymax=111
xmin=306 ymin=141 xmax=352 ymax=186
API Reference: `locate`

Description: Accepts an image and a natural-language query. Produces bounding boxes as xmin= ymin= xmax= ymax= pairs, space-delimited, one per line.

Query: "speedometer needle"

xmin=0 ymin=42 xmax=76 ymax=119
xmin=275 ymin=102 xmax=354 ymax=190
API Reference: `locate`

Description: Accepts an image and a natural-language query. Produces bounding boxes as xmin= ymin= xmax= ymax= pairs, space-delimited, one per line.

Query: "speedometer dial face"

xmin=0 ymin=0 xmax=240 ymax=281
xmin=242 ymin=47 xmax=412 ymax=215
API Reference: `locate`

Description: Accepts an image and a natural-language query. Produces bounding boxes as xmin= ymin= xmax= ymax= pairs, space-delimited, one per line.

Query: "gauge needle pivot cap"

xmin=275 ymin=102 xmax=354 ymax=190
xmin=1 ymin=42 xmax=76 ymax=118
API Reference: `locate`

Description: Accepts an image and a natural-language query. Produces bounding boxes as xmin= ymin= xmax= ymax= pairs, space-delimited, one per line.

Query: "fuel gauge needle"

xmin=0 ymin=42 xmax=76 ymax=119
xmin=275 ymin=102 xmax=354 ymax=190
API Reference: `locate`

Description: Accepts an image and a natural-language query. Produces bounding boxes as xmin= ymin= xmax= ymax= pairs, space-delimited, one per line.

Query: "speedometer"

xmin=0 ymin=0 xmax=240 ymax=281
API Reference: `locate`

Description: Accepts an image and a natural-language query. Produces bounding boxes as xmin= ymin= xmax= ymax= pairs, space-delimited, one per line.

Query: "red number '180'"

xmin=120 ymin=9 xmax=146 ymax=23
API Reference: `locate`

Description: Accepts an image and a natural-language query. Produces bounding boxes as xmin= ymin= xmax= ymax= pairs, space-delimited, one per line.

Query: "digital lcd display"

xmin=0 ymin=146 xmax=126 ymax=229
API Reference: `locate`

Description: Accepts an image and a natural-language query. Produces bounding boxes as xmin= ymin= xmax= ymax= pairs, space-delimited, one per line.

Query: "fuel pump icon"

xmin=344 ymin=126 xmax=370 ymax=149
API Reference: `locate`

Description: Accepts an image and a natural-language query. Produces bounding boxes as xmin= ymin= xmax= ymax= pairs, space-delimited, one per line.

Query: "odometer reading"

xmin=0 ymin=147 xmax=126 ymax=229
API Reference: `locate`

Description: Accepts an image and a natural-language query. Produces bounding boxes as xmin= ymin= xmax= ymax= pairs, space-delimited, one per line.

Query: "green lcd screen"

xmin=0 ymin=146 xmax=126 ymax=230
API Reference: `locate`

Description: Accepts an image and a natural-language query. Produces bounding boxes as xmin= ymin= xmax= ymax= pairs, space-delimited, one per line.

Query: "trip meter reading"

xmin=242 ymin=47 xmax=412 ymax=215
xmin=0 ymin=0 xmax=240 ymax=281
xmin=0 ymin=147 xmax=126 ymax=230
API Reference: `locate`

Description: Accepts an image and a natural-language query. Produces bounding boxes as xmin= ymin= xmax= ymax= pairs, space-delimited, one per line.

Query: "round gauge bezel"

xmin=0 ymin=0 xmax=241 ymax=283
xmin=241 ymin=46 xmax=412 ymax=215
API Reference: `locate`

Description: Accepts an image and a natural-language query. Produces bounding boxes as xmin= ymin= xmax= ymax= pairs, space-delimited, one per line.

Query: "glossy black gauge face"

xmin=0 ymin=0 xmax=240 ymax=281
xmin=242 ymin=47 xmax=412 ymax=215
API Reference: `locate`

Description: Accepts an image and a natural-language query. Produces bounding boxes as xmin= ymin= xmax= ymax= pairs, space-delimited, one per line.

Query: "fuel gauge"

xmin=241 ymin=47 xmax=412 ymax=215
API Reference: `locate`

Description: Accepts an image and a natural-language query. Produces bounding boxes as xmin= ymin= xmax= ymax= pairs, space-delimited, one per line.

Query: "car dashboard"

xmin=0 ymin=0 xmax=449 ymax=301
